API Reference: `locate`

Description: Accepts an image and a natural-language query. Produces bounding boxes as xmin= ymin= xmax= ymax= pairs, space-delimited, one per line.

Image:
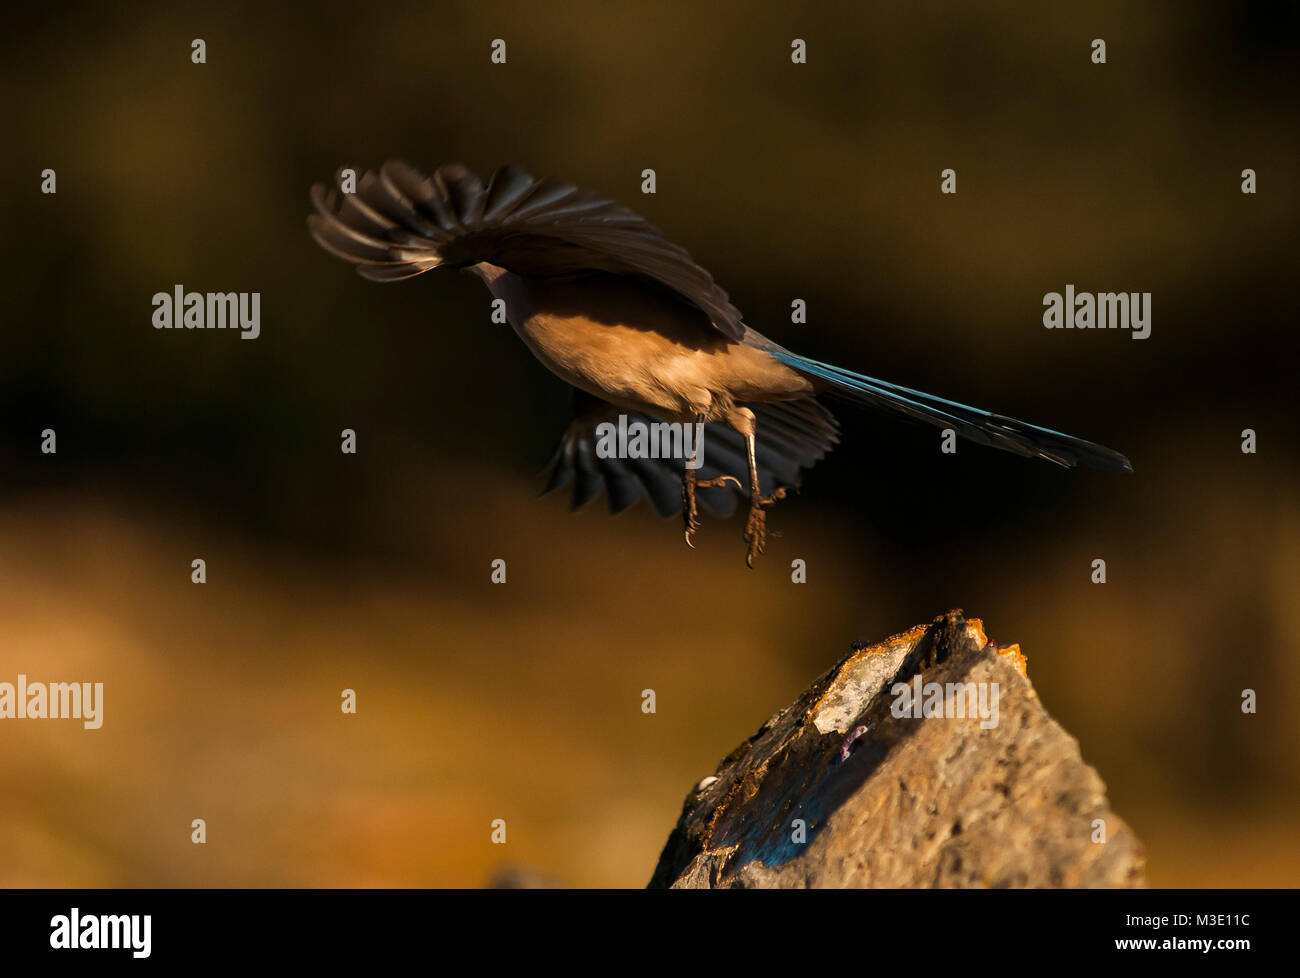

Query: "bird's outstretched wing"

xmin=542 ymin=389 xmax=839 ymax=518
xmin=308 ymin=161 xmax=747 ymax=341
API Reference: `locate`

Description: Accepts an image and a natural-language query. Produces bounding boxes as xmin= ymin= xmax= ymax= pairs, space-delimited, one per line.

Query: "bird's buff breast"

xmin=483 ymin=269 xmax=808 ymax=419
xmin=512 ymin=310 xmax=709 ymax=416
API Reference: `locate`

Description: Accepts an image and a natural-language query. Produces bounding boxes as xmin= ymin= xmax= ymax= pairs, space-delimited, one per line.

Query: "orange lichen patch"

xmin=852 ymin=621 xmax=935 ymax=660
xmin=998 ymin=643 xmax=1028 ymax=677
xmin=967 ymin=617 xmax=1027 ymax=676
xmin=866 ymin=623 xmax=930 ymax=654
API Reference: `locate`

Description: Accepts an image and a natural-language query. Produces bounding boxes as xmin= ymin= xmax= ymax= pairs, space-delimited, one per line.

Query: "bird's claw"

xmin=743 ymin=487 xmax=788 ymax=568
xmin=682 ymin=474 xmax=741 ymax=549
xmin=698 ymin=475 xmax=741 ymax=492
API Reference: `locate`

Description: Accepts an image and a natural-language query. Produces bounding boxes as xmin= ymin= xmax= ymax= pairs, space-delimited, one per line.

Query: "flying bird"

xmin=308 ymin=162 xmax=1131 ymax=566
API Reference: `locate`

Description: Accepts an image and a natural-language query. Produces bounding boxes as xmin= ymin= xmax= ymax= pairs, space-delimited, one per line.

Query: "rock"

xmin=649 ymin=610 xmax=1146 ymax=888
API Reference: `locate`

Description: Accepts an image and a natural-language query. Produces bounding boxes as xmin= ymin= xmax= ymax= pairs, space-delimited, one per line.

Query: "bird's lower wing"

xmin=542 ymin=390 xmax=839 ymax=518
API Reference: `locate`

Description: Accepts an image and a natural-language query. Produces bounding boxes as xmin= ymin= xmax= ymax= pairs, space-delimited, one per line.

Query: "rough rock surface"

xmin=650 ymin=610 xmax=1146 ymax=888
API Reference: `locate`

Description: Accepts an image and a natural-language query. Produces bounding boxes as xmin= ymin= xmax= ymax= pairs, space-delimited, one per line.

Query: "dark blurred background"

xmin=1 ymin=1 xmax=1297 ymax=886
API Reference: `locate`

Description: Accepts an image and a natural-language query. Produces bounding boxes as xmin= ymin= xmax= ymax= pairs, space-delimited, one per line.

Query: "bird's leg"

xmin=742 ymin=428 xmax=788 ymax=568
xmin=682 ymin=414 xmax=740 ymax=548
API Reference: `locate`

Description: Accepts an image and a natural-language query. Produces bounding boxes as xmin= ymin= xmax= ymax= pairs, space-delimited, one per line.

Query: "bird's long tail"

xmin=768 ymin=348 xmax=1132 ymax=473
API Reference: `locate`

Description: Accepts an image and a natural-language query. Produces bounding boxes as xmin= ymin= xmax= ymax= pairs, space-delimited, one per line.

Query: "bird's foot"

xmin=682 ymin=474 xmax=741 ymax=547
xmin=742 ymin=487 xmax=788 ymax=568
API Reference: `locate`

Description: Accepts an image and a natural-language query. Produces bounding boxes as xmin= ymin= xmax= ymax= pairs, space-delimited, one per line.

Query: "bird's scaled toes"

xmin=743 ymin=505 xmax=768 ymax=568
xmin=682 ymin=475 xmax=739 ymax=550
xmin=742 ymin=487 xmax=788 ymax=567
xmin=696 ymin=475 xmax=742 ymax=491
xmin=682 ymin=486 xmax=701 ymax=548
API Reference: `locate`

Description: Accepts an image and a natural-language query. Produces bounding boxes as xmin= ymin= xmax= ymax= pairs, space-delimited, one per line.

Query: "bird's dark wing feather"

xmin=542 ymin=390 xmax=839 ymax=518
xmin=308 ymin=161 xmax=746 ymax=341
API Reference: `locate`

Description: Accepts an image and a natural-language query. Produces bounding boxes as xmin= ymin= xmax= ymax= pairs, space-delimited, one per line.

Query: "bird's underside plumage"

xmin=308 ymin=160 xmax=1131 ymax=558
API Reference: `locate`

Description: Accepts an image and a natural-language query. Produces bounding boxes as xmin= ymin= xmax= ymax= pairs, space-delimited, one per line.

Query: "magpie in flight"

xmin=309 ymin=162 xmax=1131 ymax=566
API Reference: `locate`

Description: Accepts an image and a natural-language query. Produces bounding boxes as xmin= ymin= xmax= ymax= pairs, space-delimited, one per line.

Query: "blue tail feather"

xmin=771 ymin=350 xmax=1132 ymax=473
